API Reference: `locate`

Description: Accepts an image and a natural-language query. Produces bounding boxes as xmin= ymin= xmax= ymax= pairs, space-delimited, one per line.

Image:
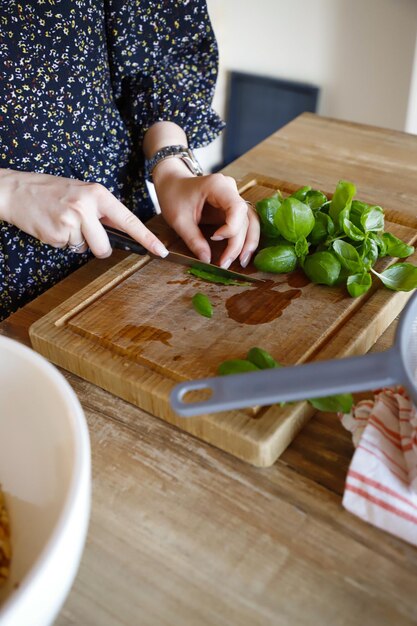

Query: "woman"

xmin=0 ymin=0 xmax=259 ymax=320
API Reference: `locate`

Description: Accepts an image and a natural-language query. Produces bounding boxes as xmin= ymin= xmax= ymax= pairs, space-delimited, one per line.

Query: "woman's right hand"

xmin=0 ymin=168 xmax=169 ymax=258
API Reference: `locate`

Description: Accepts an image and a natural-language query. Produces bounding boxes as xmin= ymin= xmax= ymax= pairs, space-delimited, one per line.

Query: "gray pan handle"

xmin=170 ymin=348 xmax=403 ymax=417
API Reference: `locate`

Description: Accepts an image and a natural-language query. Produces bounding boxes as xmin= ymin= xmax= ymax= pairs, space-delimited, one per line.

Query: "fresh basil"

xmin=329 ymin=181 xmax=356 ymax=226
xmin=346 ymin=272 xmax=372 ymax=297
xmin=332 ymin=239 xmax=364 ymax=273
xmin=217 ymin=359 xmax=260 ymax=376
xmin=254 ymin=244 xmax=298 ymax=273
xmin=309 ymin=394 xmax=354 ymax=413
xmin=192 ymin=293 xmax=213 ymax=318
xmin=274 ymin=197 xmax=315 ymax=243
xmin=255 ymin=194 xmax=282 ymax=238
xmin=303 ymin=251 xmax=341 ymax=286
xmin=247 ymin=347 xmax=281 ymax=369
xmin=381 ymin=232 xmax=415 ymax=258
xmin=372 ymin=263 xmax=417 ymax=291
xmin=188 ymin=267 xmax=252 ymax=286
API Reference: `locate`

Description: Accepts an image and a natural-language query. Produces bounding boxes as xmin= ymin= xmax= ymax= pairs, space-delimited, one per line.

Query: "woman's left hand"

xmin=153 ymin=161 xmax=260 ymax=269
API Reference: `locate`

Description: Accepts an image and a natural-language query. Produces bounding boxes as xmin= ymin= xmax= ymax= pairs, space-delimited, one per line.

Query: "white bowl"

xmin=0 ymin=336 xmax=91 ymax=626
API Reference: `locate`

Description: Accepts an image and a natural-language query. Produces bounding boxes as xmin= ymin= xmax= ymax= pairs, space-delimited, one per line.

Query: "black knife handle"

xmin=104 ymin=226 xmax=147 ymax=255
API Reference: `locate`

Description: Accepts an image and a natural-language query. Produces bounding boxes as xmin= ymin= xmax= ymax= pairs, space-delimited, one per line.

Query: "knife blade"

xmin=104 ymin=226 xmax=263 ymax=284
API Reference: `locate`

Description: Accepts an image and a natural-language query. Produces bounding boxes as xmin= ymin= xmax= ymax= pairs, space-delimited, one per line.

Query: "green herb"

xmin=309 ymin=394 xmax=354 ymax=413
xmin=217 ymin=359 xmax=260 ymax=375
xmin=346 ymin=272 xmax=372 ymax=297
xmin=253 ymin=244 xmax=298 ymax=274
xmin=381 ymin=233 xmax=414 ymax=258
xmin=303 ymin=251 xmax=341 ymax=286
xmin=188 ymin=267 xmax=252 ymax=286
xmin=192 ymin=292 xmax=213 ymax=318
xmin=251 ymin=179 xmax=416 ymax=298
xmin=274 ymin=197 xmax=315 ymax=243
xmin=246 ymin=347 xmax=281 ymax=369
xmin=371 ymin=263 xmax=417 ymax=291
xmin=255 ymin=194 xmax=282 ymax=238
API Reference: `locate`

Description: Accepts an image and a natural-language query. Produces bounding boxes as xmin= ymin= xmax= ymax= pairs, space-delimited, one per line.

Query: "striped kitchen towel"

xmin=341 ymin=387 xmax=417 ymax=546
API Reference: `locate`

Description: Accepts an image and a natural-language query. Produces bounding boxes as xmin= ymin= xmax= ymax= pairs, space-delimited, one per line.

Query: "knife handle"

xmin=104 ymin=226 xmax=147 ymax=255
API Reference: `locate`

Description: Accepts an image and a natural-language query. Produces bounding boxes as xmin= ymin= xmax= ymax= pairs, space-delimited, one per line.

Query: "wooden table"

xmin=2 ymin=113 xmax=417 ymax=625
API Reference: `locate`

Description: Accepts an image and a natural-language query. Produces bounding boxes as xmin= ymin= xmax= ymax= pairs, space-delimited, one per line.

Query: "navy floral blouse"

xmin=0 ymin=0 xmax=223 ymax=320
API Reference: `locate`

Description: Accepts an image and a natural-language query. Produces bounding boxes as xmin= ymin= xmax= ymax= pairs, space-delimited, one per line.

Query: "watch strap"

xmin=145 ymin=145 xmax=203 ymax=182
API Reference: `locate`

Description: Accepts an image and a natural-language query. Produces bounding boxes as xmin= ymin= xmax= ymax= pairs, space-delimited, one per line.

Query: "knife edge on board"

xmin=104 ymin=226 xmax=263 ymax=284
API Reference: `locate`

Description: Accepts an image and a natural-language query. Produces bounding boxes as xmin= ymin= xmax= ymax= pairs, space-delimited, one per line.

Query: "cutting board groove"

xmin=29 ymin=174 xmax=417 ymax=466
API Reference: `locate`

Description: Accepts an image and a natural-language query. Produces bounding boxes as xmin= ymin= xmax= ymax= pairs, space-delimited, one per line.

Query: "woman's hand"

xmin=0 ymin=169 xmax=169 ymax=258
xmin=153 ymin=159 xmax=260 ymax=268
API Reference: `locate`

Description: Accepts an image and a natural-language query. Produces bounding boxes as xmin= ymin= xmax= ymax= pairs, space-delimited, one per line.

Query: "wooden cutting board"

xmin=29 ymin=173 xmax=417 ymax=467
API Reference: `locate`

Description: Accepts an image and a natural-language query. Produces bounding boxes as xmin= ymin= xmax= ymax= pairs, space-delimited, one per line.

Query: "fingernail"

xmin=240 ymin=253 xmax=251 ymax=268
xmin=200 ymin=253 xmax=211 ymax=264
xmin=211 ymin=235 xmax=224 ymax=241
xmin=153 ymin=241 xmax=169 ymax=258
xmin=221 ymin=258 xmax=232 ymax=270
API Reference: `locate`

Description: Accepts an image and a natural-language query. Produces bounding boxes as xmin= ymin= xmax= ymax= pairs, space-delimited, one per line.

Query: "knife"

xmin=104 ymin=226 xmax=263 ymax=284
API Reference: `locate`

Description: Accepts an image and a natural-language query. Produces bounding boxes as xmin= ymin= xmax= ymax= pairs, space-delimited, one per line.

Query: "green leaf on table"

xmin=305 ymin=190 xmax=328 ymax=211
xmin=290 ymin=186 xmax=311 ymax=201
xmin=255 ymin=194 xmax=282 ymax=239
xmin=358 ymin=236 xmax=379 ymax=270
xmin=346 ymin=272 xmax=372 ymax=297
xmin=247 ymin=347 xmax=281 ymax=370
xmin=274 ymin=197 xmax=315 ymax=243
xmin=218 ymin=359 xmax=260 ymax=376
xmin=295 ymin=237 xmax=309 ymax=260
xmin=381 ymin=232 xmax=415 ymax=258
xmin=253 ymin=244 xmax=298 ymax=274
xmin=360 ymin=205 xmax=384 ymax=233
xmin=303 ymin=251 xmax=341 ymax=286
xmin=332 ymin=239 xmax=364 ymax=273
xmin=309 ymin=393 xmax=354 ymax=413
xmin=192 ymin=293 xmax=214 ymax=318
xmin=371 ymin=263 xmax=417 ymax=291
xmin=329 ymin=181 xmax=356 ymax=226
xmin=308 ymin=211 xmax=334 ymax=246
xmin=188 ymin=267 xmax=252 ymax=286
xmin=342 ymin=217 xmax=365 ymax=241
xmin=369 ymin=232 xmax=388 ymax=257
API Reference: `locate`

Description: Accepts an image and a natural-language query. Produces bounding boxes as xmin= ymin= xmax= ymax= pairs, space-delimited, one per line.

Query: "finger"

xmin=170 ymin=216 xmax=212 ymax=263
xmin=239 ymin=207 xmax=261 ymax=268
xmin=218 ymin=219 xmax=248 ymax=269
xmin=210 ymin=201 xmax=249 ymax=241
xmin=95 ymin=189 xmax=169 ymax=258
xmin=77 ymin=216 xmax=112 ymax=258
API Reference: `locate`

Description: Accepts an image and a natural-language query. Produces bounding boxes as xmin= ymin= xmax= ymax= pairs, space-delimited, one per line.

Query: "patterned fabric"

xmin=0 ymin=0 xmax=223 ymax=320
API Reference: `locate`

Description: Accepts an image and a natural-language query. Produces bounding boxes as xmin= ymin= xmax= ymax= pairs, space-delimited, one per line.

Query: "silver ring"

xmin=67 ymin=239 xmax=87 ymax=253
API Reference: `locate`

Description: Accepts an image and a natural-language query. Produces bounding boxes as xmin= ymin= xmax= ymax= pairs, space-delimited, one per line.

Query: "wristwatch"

xmin=145 ymin=145 xmax=204 ymax=182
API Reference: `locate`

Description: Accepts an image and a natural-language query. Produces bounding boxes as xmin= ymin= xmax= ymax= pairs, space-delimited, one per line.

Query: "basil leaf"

xmin=291 ymin=186 xmax=311 ymax=201
xmin=369 ymin=232 xmax=387 ymax=257
xmin=358 ymin=236 xmax=379 ymax=270
xmin=254 ymin=244 xmax=298 ymax=273
xmin=342 ymin=217 xmax=365 ymax=241
xmin=218 ymin=359 xmax=260 ymax=376
xmin=305 ymin=190 xmax=328 ymax=211
xmin=329 ymin=181 xmax=356 ymax=225
xmin=360 ymin=205 xmax=384 ymax=233
xmin=381 ymin=232 xmax=415 ymax=258
xmin=255 ymin=195 xmax=282 ymax=238
xmin=372 ymin=263 xmax=417 ymax=291
xmin=346 ymin=272 xmax=372 ymax=297
xmin=274 ymin=197 xmax=315 ymax=243
xmin=309 ymin=393 xmax=354 ymax=413
xmin=308 ymin=211 xmax=334 ymax=245
xmin=332 ymin=239 xmax=364 ymax=273
xmin=188 ymin=268 xmax=252 ymax=286
xmin=303 ymin=251 xmax=341 ymax=286
xmin=192 ymin=293 xmax=213 ymax=318
xmin=247 ymin=347 xmax=281 ymax=369
xmin=295 ymin=237 xmax=309 ymax=260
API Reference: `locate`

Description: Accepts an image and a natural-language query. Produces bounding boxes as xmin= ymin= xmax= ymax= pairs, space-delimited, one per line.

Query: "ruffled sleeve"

xmin=105 ymin=0 xmax=224 ymax=148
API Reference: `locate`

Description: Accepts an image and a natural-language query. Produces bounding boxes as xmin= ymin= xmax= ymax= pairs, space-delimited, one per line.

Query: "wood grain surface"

xmin=2 ymin=114 xmax=417 ymax=625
